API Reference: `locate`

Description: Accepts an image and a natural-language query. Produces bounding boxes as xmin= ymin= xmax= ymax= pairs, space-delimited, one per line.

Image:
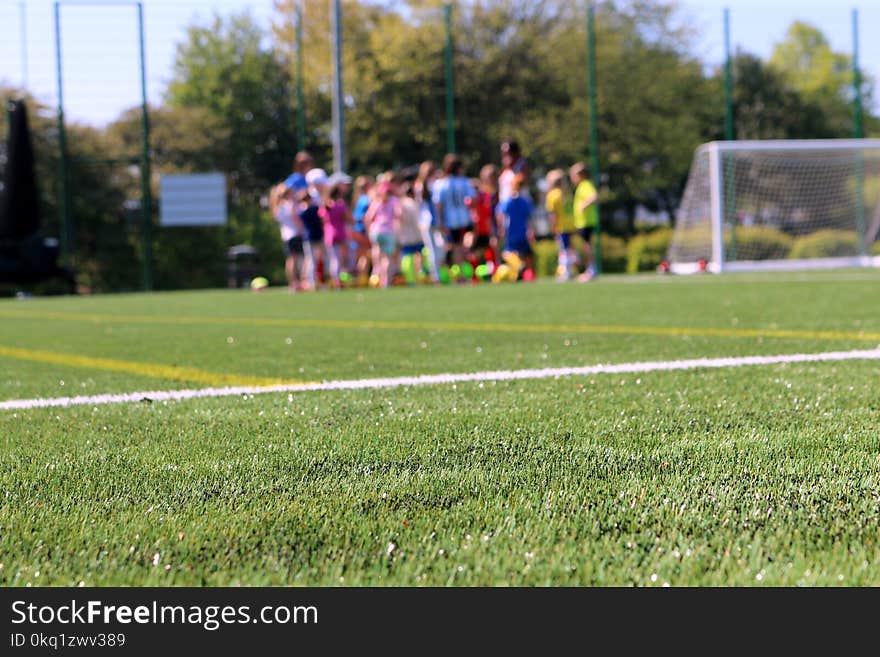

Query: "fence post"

xmin=296 ymin=0 xmax=305 ymax=151
xmin=444 ymin=3 xmax=455 ymax=154
xmin=137 ymin=1 xmax=153 ymax=291
xmin=586 ymin=2 xmax=601 ymax=274
xmin=53 ymin=1 xmax=72 ymax=270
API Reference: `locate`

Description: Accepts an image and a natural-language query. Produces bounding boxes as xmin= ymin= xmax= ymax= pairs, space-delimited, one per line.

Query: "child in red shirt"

xmin=466 ymin=164 xmax=499 ymax=267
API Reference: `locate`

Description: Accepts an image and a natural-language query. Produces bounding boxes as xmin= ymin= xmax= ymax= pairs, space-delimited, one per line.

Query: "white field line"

xmin=3 ymin=348 xmax=880 ymax=411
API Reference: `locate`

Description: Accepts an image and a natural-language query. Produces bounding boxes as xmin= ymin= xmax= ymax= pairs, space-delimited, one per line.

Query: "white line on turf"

xmin=2 ymin=348 xmax=879 ymax=411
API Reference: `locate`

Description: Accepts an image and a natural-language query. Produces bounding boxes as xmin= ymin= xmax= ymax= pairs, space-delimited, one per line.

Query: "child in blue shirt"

xmin=496 ymin=173 xmax=534 ymax=277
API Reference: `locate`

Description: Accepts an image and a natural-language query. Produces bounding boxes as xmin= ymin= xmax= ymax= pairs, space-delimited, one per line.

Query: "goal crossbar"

xmin=695 ymin=139 xmax=880 ymax=153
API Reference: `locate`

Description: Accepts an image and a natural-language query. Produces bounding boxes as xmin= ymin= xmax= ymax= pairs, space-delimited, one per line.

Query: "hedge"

xmin=654 ymin=225 xmax=792 ymax=268
xmin=531 ymin=233 xmax=628 ymax=276
xmin=626 ymin=228 xmax=673 ymax=273
xmin=788 ymin=230 xmax=861 ymax=260
xmin=729 ymin=226 xmax=792 ymax=261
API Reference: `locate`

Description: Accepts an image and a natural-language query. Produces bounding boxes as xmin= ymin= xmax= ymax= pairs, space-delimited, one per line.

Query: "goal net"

xmin=668 ymin=140 xmax=880 ymax=273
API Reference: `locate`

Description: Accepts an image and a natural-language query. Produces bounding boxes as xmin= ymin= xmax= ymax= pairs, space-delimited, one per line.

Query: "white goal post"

xmin=668 ymin=139 xmax=880 ymax=273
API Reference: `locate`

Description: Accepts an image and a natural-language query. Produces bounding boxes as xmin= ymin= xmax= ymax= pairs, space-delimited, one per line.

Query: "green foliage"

xmin=770 ymin=21 xmax=873 ymax=137
xmin=728 ymin=54 xmax=836 ymax=139
xmin=530 ymin=233 xmax=627 ymax=276
xmin=152 ymin=204 xmax=285 ymax=291
xmin=789 ymin=229 xmax=862 ymax=259
xmin=166 ymin=12 xmax=297 ymax=198
xmin=107 ymin=105 xmax=230 ymax=175
xmin=872 ymin=241 xmax=880 ymax=256
xmin=731 ymin=226 xmax=793 ymax=260
xmin=531 ymin=239 xmax=559 ymax=278
xmin=598 ymin=233 xmax=628 ymax=273
xmin=228 ymin=204 xmax=286 ymax=286
xmin=667 ymin=225 xmax=793 ymax=264
xmin=626 ymin=227 xmax=673 ymax=273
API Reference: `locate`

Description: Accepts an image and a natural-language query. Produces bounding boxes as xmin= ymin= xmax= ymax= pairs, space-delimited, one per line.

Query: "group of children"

xmin=268 ymin=145 xmax=600 ymax=291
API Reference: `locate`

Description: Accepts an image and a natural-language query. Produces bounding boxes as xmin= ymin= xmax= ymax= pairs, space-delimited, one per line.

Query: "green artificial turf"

xmin=1 ymin=271 xmax=879 ymax=585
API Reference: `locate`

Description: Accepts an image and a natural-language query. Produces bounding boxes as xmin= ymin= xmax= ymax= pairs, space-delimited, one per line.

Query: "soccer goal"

xmin=668 ymin=139 xmax=880 ymax=273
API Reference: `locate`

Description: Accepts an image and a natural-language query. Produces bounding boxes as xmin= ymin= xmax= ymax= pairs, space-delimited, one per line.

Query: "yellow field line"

xmin=0 ymin=345 xmax=298 ymax=387
xmin=0 ymin=309 xmax=878 ymax=342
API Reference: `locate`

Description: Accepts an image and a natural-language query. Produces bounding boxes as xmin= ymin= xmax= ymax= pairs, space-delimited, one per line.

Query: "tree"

xmin=166 ymin=11 xmax=298 ymax=200
xmin=586 ymin=1 xmax=718 ymax=229
xmin=727 ymin=52 xmax=834 ymax=140
xmin=770 ymin=21 xmax=872 ymax=137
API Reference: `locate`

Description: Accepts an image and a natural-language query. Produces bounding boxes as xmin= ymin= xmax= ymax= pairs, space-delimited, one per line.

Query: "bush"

xmin=871 ymin=241 xmax=880 ymax=256
xmin=153 ymin=203 xmax=285 ymax=291
xmin=627 ymin=228 xmax=673 ymax=273
xmin=789 ymin=230 xmax=861 ymax=259
xmin=730 ymin=226 xmax=792 ymax=261
xmin=529 ymin=233 xmax=627 ymax=276
xmin=665 ymin=224 xmax=792 ymax=266
xmin=531 ymin=239 xmax=559 ymax=278
xmin=598 ymin=234 xmax=627 ymax=273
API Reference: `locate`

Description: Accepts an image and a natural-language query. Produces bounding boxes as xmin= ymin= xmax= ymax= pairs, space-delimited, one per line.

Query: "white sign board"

xmin=159 ymin=173 xmax=227 ymax=226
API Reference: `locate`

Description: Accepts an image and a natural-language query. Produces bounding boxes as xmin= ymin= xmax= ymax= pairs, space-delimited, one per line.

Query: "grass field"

xmin=2 ymin=270 xmax=880 ymax=586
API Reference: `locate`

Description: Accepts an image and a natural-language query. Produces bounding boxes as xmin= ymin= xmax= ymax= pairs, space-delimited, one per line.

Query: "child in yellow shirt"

xmin=569 ymin=162 xmax=599 ymax=281
xmin=544 ymin=169 xmax=577 ymax=281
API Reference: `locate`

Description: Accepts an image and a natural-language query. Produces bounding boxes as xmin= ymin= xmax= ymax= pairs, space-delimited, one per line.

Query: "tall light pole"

xmin=295 ymin=0 xmax=305 ymax=150
xmin=330 ymin=0 xmax=345 ymax=172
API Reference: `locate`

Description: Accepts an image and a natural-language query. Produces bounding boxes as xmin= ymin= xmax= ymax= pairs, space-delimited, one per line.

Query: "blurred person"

xmin=496 ymin=173 xmax=535 ymax=279
xmin=432 ymin=153 xmax=476 ymax=278
xmin=296 ymin=187 xmax=327 ymax=290
xmin=284 ymin=150 xmax=314 ymax=194
xmin=415 ymin=161 xmax=442 ymax=284
xmin=376 ymin=170 xmax=397 ymax=187
xmin=569 ymin=161 xmax=599 ymax=282
xmin=270 ymin=181 xmax=305 ymax=291
xmin=364 ymin=181 xmax=401 ymax=288
xmin=397 ymin=182 xmax=425 ymax=285
xmin=466 ymin=163 xmax=499 ymax=267
xmin=498 ymin=139 xmax=531 ymax=204
xmin=320 ymin=178 xmax=354 ymax=289
xmin=306 ymin=167 xmax=329 ymax=204
xmin=545 ymin=168 xmax=577 ymax=281
xmin=350 ymin=175 xmax=375 ymax=285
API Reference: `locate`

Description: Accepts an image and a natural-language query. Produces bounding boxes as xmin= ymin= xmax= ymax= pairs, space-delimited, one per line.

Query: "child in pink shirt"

xmin=319 ymin=182 xmax=353 ymax=288
xmin=364 ymin=182 xmax=401 ymax=288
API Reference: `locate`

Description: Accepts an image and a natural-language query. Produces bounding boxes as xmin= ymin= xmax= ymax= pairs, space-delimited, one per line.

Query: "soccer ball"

xmin=250 ymin=276 xmax=269 ymax=291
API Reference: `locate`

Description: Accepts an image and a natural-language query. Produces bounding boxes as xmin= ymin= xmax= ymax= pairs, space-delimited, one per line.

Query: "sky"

xmin=0 ymin=0 xmax=878 ymax=127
